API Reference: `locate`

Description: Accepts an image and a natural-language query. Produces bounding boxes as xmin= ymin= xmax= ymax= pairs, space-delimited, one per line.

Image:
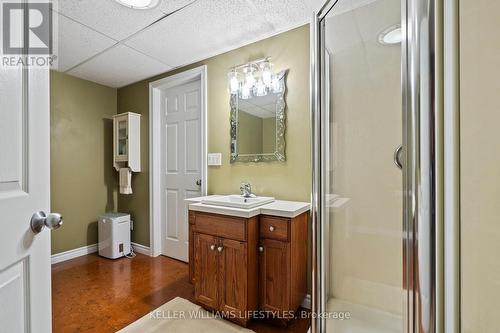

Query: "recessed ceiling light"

xmin=114 ymin=0 xmax=160 ymax=10
xmin=378 ymin=25 xmax=402 ymax=45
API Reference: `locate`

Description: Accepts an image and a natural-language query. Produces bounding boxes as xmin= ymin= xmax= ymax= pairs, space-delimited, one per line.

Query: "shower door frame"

xmin=310 ymin=0 xmax=448 ymax=332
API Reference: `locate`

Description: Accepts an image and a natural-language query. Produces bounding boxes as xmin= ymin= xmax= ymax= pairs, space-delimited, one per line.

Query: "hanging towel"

xmin=119 ymin=168 xmax=133 ymax=194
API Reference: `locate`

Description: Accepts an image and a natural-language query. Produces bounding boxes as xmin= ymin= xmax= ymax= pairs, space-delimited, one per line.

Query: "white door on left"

xmin=0 ymin=3 xmax=53 ymax=332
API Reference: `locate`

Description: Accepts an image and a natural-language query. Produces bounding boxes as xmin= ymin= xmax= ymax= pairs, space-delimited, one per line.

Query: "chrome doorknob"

xmin=210 ymin=244 xmax=216 ymax=251
xmin=30 ymin=211 xmax=63 ymax=234
xmin=217 ymin=246 xmax=224 ymax=252
xmin=258 ymin=246 xmax=264 ymax=253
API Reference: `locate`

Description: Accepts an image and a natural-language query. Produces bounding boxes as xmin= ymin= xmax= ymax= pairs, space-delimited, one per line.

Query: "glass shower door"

xmin=319 ymin=1 xmax=404 ymax=332
xmin=312 ymin=0 xmax=441 ymax=332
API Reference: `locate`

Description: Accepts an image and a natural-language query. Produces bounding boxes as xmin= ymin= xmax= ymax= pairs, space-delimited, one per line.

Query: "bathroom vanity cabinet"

xmin=258 ymin=214 xmax=308 ymax=317
xmin=189 ymin=211 xmax=259 ymax=326
xmin=188 ymin=207 xmax=309 ymax=326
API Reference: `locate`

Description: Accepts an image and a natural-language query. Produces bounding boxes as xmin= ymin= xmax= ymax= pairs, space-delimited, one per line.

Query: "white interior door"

xmin=0 ymin=41 xmax=51 ymax=333
xmin=162 ymin=79 xmax=202 ymax=262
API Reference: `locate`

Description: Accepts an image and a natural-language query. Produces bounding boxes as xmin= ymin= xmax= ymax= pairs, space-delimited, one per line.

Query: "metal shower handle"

xmin=394 ymin=145 xmax=403 ymax=170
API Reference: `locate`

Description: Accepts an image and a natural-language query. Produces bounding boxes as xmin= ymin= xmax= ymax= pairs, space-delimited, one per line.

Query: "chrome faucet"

xmin=240 ymin=182 xmax=253 ymax=197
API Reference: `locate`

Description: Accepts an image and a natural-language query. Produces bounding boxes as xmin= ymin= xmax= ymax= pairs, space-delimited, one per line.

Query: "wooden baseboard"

xmin=51 ymin=244 xmax=98 ymax=264
xmin=131 ymin=242 xmax=151 ymax=256
xmin=51 ymin=242 xmax=151 ymax=264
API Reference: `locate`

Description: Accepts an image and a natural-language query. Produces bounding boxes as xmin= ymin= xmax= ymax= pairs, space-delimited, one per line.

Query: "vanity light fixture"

xmin=227 ymin=57 xmax=281 ymax=98
xmin=114 ymin=0 xmax=160 ymax=9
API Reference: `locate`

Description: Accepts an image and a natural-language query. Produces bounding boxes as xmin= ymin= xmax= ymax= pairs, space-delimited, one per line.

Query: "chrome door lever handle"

xmin=30 ymin=211 xmax=63 ymax=234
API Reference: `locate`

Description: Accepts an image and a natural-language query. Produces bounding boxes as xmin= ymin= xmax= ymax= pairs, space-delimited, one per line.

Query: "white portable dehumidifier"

xmin=98 ymin=213 xmax=131 ymax=259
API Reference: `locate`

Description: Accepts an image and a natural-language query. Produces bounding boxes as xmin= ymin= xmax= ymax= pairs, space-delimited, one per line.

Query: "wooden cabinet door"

xmin=194 ymin=233 xmax=219 ymax=309
xmin=218 ymin=238 xmax=248 ymax=319
xmin=259 ymin=238 xmax=290 ymax=313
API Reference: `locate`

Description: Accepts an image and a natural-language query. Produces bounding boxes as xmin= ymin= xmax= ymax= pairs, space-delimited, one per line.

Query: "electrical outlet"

xmin=119 ymin=243 xmax=124 ymax=253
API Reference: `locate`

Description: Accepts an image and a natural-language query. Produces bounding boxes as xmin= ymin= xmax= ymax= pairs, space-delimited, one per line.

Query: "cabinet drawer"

xmin=260 ymin=215 xmax=290 ymax=242
xmin=193 ymin=212 xmax=247 ymax=241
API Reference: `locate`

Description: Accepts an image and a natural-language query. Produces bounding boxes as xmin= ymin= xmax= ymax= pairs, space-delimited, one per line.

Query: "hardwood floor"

xmin=52 ymin=253 xmax=310 ymax=333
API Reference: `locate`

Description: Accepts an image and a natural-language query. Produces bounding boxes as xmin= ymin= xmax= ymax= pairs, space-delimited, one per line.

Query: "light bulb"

xmin=245 ymin=69 xmax=255 ymax=88
xmin=230 ymin=77 xmax=239 ymax=94
xmin=241 ymin=84 xmax=251 ymax=100
xmin=262 ymin=70 xmax=272 ymax=87
xmin=227 ymin=71 xmax=240 ymax=95
xmin=261 ymin=62 xmax=273 ymax=87
xmin=253 ymin=79 xmax=267 ymax=97
xmin=271 ymin=75 xmax=282 ymax=93
xmin=227 ymin=71 xmax=240 ymax=94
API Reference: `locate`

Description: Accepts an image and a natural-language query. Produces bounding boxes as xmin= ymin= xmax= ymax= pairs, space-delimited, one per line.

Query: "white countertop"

xmin=186 ymin=195 xmax=310 ymax=219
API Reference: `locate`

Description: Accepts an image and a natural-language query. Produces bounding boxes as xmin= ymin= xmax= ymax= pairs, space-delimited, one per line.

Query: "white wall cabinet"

xmin=113 ymin=112 xmax=141 ymax=172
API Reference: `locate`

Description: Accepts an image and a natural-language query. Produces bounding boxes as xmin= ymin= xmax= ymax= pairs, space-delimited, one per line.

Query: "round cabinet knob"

xmin=210 ymin=245 xmax=216 ymax=251
xmin=30 ymin=211 xmax=63 ymax=234
xmin=269 ymin=225 xmax=275 ymax=232
xmin=258 ymin=246 xmax=264 ymax=253
xmin=217 ymin=246 xmax=224 ymax=252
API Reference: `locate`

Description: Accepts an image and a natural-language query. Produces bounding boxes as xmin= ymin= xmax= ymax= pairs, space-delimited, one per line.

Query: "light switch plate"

xmin=208 ymin=153 xmax=222 ymax=166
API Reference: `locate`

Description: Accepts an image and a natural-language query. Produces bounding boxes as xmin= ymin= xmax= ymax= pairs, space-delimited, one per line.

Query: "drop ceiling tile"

xmin=125 ymin=0 xmax=273 ymax=67
xmin=239 ymin=100 xmax=253 ymax=109
xmin=263 ymin=103 xmax=277 ymax=113
xmin=52 ymin=13 xmax=116 ymax=72
xmin=251 ymin=0 xmax=312 ymax=31
xmin=158 ymin=0 xmax=196 ymax=14
xmin=250 ymin=93 xmax=276 ymax=106
xmin=329 ymin=0 xmax=378 ymax=16
xmin=353 ymin=0 xmax=400 ymax=43
xmin=324 ymin=9 xmax=363 ymax=53
xmin=67 ymin=44 xmax=172 ymax=88
xmin=247 ymin=107 xmax=274 ymax=119
xmin=55 ymin=0 xmax=166 ymax=41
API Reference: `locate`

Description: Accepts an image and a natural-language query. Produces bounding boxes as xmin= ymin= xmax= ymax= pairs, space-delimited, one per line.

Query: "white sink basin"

xmin=202 ymin=195 xmax=275 ymax=209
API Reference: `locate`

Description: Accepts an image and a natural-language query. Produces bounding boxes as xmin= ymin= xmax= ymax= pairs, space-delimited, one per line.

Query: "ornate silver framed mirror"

xmin=230 ymin=70 xmax=287 ymax=163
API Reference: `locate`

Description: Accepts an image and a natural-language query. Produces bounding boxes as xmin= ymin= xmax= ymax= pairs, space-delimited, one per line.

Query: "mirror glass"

xmin=230 ymin=70 xmax=287 ymax=162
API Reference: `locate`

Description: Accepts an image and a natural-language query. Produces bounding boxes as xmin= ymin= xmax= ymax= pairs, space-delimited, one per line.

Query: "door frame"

xmin=149 ymin=65 xmax=208 ymax=257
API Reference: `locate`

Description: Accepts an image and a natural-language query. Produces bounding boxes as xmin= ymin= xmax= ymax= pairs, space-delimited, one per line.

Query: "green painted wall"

xmin=50 ymin=71 xmax=118 ymax=254
xmin=117 ymin=25 xmax=311 ymax=247
xmin=237 ymin=110 xmax=263 ymax=154
xmin=262 ymin=117 xmax=277 ymax=154
xmin=237 ymin=112 xmax=277 ymax=154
